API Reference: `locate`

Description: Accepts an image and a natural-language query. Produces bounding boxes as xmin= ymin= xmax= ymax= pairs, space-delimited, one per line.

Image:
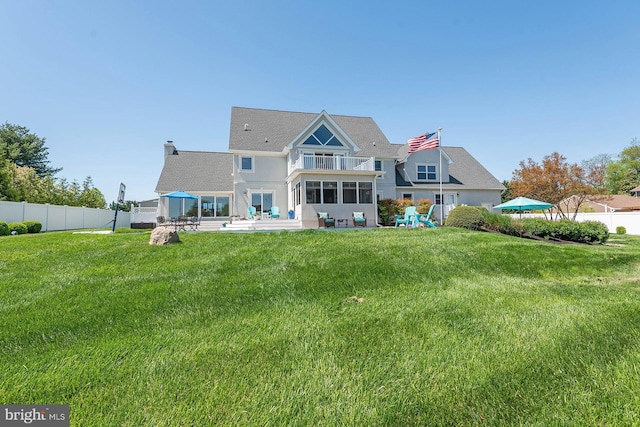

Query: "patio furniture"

xmin=395 ymin=206 xmax=417 ymax=228
xmin=415 ymin=204 xmax=436 ymax=228
xmin=156 ymin=216 xmax=168 ymax=227
xmin=248 ymin=206 xmax=257 ymax=219
xmin=352 ymin=212 xmax=367 ymax=227
xmin=317 ymin=212 xmax=335 ymax=228
xmin=269 ymin=206 xmax=281 ymax=219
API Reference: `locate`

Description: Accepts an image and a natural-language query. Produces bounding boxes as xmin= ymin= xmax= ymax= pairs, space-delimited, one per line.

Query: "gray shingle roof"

xmin=155 ymin=151 xmax=233 ymax=193
xmin=444 ymin=146 xmax=504 ymax=190
xmin=229 ymin=106 xmax=400 ymax=157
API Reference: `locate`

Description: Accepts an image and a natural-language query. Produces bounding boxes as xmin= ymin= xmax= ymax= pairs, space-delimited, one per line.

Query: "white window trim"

xmin=240 ymin=155 xmax=254 ymax=172
xmin=417 ymin=163 xmax=438 ymax=181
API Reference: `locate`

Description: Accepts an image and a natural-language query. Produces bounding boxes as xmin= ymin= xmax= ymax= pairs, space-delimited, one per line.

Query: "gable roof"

xmin=585 ymin=194 xmax=640 ymax=211
xmin=445 ymin=146 xmax=504 ymax=190
xmin=229 ymin=107 xmax=399 ymax=157
xmin=155 ymin=150 xmax=233 ymax=193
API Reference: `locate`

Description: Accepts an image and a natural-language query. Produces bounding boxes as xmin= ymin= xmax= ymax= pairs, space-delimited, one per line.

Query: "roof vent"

xmin=265 ymin=138 xmax=268 ymax=143
xmin=244 ymin=123 xmax=249 ymax=131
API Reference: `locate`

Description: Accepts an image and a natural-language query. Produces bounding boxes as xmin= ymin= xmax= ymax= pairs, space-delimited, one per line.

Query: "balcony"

xmin=288 ymin=155 xmax=375 ymax=175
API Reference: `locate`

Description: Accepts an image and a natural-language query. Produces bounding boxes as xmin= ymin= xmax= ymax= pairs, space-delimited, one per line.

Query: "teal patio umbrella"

xmin=494 ymin=196 xmax=553 ymax=217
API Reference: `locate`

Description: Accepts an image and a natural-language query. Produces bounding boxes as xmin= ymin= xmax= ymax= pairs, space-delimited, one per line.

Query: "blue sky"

xmin=1 ymin=0 xmax=639 ymax=202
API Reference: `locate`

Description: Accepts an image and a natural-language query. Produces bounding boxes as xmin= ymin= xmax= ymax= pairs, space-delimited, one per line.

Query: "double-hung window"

xmin=417 ymin=164 xmax=437 ymax=181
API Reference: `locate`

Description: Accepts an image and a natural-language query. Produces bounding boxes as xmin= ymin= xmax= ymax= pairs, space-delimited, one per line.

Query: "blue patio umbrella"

xmin=161 ymin=190 xmax=199 ymax=216
xmin=161 ymin=190 xmax=198 ymax=199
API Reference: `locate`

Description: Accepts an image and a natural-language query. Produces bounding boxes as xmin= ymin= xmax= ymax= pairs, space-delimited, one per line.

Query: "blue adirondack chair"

xmin=395 ymin=206 xmax=417 ymax=228
xmin=414 ymin=204 xmax=437 ymax=228
xmin=269 ymin=206 xmax=280 ymax=219
xmin=248 ymin=206 xmax=257 ymax=219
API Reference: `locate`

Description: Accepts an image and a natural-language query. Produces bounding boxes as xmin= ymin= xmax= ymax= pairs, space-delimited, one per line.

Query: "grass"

xmin=1 ymin=228 xmax=640 ymax=426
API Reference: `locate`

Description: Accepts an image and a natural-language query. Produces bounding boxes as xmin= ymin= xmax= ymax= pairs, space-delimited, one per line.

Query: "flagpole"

xmin=438 ymin=128 xmax=443 ymax=223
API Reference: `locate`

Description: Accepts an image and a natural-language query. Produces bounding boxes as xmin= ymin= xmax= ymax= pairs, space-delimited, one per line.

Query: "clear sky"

xmin=1 ymin=0 xmax=639 ymax=202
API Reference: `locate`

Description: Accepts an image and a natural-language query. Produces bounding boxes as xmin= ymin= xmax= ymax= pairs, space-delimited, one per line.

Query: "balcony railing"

xmin=289 ymin=156 xmax=375 ymax=175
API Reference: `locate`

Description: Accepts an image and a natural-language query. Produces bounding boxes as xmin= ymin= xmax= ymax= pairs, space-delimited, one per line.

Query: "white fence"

xmin=510 ymin=212 xmax=640 ymax=235
xmin=0 ymin=200 xmax=131 ymax=231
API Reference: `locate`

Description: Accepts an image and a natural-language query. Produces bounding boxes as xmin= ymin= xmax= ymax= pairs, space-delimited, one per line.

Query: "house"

xmin=154 ymin=107 xmax=504 ymax=227
xmin=560 ymin=194 xmax=640 ymax=213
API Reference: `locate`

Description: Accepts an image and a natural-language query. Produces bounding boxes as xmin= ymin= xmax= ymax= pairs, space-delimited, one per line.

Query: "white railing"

xmin=0 ymin=200 xmax=131 ymax=231
xmin=289 ymin=156 xmax=374 ymax=174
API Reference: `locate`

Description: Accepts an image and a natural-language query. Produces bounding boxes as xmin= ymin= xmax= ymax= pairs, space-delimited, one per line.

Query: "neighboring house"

xmin=560 ymin=194 xmax=640 ymax=213
xmin=154 ymin=107 xmax=504 ymax=227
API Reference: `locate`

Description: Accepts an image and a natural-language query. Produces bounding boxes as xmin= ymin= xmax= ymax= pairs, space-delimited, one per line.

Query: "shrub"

xmin=416 ymin=199 xmax=433 ymax=214
xmin=8 ymin=222 xmax=28 ymax=235
xmin=616 ymin=226 xmax=627 ymax=235
xmin=522 ymin=219 xmax=609 ymax=244
xmin=482 ymin=211 xmax=525 ymax=236
xmin=377 ymin=199 xmax=399 ymax=226
xmin=23 ymin=220 xmax=42 ymax=234
xmin=0 ymin=220 xmax=9 ymax=236
xmin=445 ymin=206 xmax=485 ymax=230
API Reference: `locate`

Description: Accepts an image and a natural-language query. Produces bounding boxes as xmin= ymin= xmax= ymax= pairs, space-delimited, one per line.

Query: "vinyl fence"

xmin=0 ymin=200 xmax=131 ymax=231
xmin=510 ymin=211 xmax=640 ymax=235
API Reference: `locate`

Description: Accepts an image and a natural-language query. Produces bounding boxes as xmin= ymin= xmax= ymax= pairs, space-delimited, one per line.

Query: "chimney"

xmin=164 ymin=140 xmax=177 ymax=158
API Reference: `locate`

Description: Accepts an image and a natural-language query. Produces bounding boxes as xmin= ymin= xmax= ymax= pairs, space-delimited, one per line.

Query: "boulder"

xmin=149 ymin=227 xmax=180 ymax=245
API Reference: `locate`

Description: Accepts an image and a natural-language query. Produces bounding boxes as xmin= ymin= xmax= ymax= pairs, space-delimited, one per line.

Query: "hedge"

xmin=8 ymin=222 xmax=28 ymax=235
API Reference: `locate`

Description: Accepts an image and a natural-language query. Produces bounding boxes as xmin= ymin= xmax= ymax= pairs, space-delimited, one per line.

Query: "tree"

xmin=605 ymin=138 xmax=640 ymax=194
xmin=501 ymin=180 xmax=512 ymax=203
xmin=0 ymin=122 xmax=61 ymax=177
xmin=581 ymin=154 xmax=611 ymax=194
xmin=510 ymin=152 xmax=590 ymax=219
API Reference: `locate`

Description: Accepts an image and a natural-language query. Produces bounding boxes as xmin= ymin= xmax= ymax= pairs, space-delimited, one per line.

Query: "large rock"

xmin=149 ymin=227 xmax=180 ymax=245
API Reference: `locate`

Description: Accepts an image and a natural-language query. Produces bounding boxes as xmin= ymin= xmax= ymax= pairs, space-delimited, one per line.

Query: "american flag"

xmin=407 ymin=131 xmax=439 ymax=153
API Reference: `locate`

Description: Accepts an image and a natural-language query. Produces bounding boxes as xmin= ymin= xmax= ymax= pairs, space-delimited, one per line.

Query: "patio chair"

xmin=352 ymin=212 xmax=367 ymax=227
xmin=415 ymin=204 xmax=437 ymax=228
xmin=395 ymin=206 xmax=417 ymax=228
xmin=248 ymin=206 xmax=257 ymax=219
xmin=317 ymin=212 xmax=335 ymax=228
xmin=269 ymin=206 xmax=281 ymax=219
xmin=156 ymin=216 xmax=167 ymax=227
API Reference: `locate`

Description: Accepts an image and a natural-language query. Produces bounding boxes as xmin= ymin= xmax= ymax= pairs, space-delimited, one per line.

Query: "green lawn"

xmin=1 ymin=228 xmax=640 ymax=426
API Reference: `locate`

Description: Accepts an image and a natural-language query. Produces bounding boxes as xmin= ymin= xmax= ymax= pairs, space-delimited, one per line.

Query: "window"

xmin=302 ymin=124 xmax=344 ymax=147
xmin=343 ymin=182 xmax=357 ymax=203
xmin=359 ymin=182 xmax=373 ymax=203
xmin=292 ymin=182 xmax=301 ymax=206
xmin=402 ymin=193 xmax=413 ymax=201
xmin=343 ymin=181 xmax=373 ymax=204
xmin=240 ymin=156 xmax=253 ymax=172
xmin=417 ymin=164 xmax=437 ymax=181
xmin=435 ymin=194 xmax=442 ymax=205
xmin=323 ymin=181 xmax=338 ymax=204
xmin=251 ymin=192 xmax=273 ymax=213
xmin=375 ymin=160 xmax=382 ymax=171
xmin=306 ymin=181 xmax=321 ymax=203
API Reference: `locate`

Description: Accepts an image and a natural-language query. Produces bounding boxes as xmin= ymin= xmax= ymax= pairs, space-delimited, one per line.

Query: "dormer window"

xmin=302 ymin=124 xmax=344 ymax=147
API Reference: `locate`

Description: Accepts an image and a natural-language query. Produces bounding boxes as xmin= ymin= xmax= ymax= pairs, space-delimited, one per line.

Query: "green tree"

xmin=605 ymin=139 xmax=640 ymax=194
xmin=0 ymin=122 xmax=61 ymax=177
xmin=501 ymin=180 xmax=512 ymax=203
